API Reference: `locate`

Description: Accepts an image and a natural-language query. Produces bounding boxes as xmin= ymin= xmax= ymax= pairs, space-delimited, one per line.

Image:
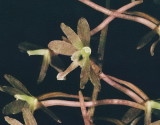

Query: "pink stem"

xmin=108 ymin=75 xmax=149 ymax=101
xmin=99 ymin=73 xmax=144 ymax=103
xmin=91 ymin=1 xmax=142 ymax=35
xmin=41 ymin=99 xmax=145 ymax=110
xmin=79 ymin=91 xmax=91 ymax=125
xmin=79 ymin=0 xmax=156 ymax=30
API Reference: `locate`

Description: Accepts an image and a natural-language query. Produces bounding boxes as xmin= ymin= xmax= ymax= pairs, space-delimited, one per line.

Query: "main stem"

xmin=41 ymin=99 xmax=145 ymax=110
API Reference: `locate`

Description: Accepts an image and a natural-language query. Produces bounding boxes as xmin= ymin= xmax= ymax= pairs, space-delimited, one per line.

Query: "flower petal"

xmin=38 ymin=102 xmax=62 ymax=123
xmin=89 ymin=67 xmax=101 ymax=91
xmin=0 ymin=85 xmax=25 ymax=96
xmin=57 ymin=62 xmax=79 ymax=80
xmin=22 ymin=107 xmax=37 ymax=125
xmin=130 ymin=116 xmax=143 ymax=125
xmin=137 ymin=30 xmax=156 ymax=50
xmin=27 ymin=49 xmax=49 ymax=56
xmin=4 ymin=116 xmax=23 ymax=125
xmin=77 ymin=18 xmax=90 ymax=46
xmin=37 ymin=50 xmax=50 ymax=83
xmin=122 ymin=108 xmax=141 ymax=124
xmin=27 ymin=49 xmax=51 ymax=83
xmin=150 ymin=39 xmax=160 ymax=56
xmin=80 ymin=57 xmax=90 ymax=89
xmin=4 ymin=74 xmax=31 ymax=96
xmin=48 ymin=40 xmax=77 ymax=56
xmin=2 ymin=100 xmax=26 ymax=115
xmin=60 ymin=23 xmax=83 ymax=50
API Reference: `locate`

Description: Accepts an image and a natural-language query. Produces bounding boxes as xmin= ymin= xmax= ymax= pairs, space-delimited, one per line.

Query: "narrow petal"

xmin=27 ymin=49 xmax=49 ymax=56
xmin=0 ymin=85 xmax=25 ymax=96
xmin=48 ymin=40 xmax=77 ymax=56
xmin=89 ymin=67 xmax=101 ymax=91
xmin=60 ymin=23 xmax=83 ymax=50
xmin=26 ymin=49 xmax=51 ymax=83
xmin=130 ymin=116 xmax=143 ymax=125
xmin=4 ymin=116 xmax=23 ymax=125
xmin=77 ymin=18 xmax=90 ymax=46
xmin=137 ymin=31 xmax=156 ymax=49
xmin=37 ymin=50 xmax=50 ymax=83
xmin=2 ymin=100 xmax=26 ymax=115
xmin=38 ymin=102 xmax=62 ymax=123
xmin=80 ymin=57 xmax=90 ymax=89
xmin=57 ymin=62 xmax=79 ymax=80
xmin=4 ymin=74 xmax=31 ymax=95
xmin=150 ymin=39 xmax=160 ymax=56
xmin=121 ymin=108 xmax=141 ymax=124
xmin=22 ymin=107 xmax=37 ymax=125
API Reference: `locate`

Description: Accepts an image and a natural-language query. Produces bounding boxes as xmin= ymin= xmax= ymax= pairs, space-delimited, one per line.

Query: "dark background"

xmin=0 ymin=0 xmax=160 ymax=125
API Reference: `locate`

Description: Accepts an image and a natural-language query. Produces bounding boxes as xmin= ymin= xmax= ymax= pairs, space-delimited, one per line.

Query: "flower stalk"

xmin=99 ymin=73 xmax=144 ymax=103
xmin=41 ymin=99 xmax=145 ymax=110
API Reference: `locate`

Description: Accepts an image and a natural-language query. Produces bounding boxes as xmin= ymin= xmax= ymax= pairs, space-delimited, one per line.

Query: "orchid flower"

xmin=48 ymin=18 xmax=101 ymax=90
xmin=19 ymin=42 xmax=64 ymax=83
xmin=0 ymin=74 xmax=61 ymax=123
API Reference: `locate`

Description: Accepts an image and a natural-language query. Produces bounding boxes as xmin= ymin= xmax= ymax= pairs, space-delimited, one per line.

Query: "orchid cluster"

xmin=28 ymin=18 xmax=101 ymax=90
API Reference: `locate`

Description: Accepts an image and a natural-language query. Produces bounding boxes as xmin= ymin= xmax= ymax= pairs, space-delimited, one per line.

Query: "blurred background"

xmin=0 ymin=0 xmax=160 ymax=124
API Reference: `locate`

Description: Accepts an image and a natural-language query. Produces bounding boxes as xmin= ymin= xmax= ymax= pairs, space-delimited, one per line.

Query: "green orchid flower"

xmin=48 ymin=18 xmax=101 ymax=90
xmin=137 ymin=25 xmax=160 ymax=56
xmin=0 ymin=74 xmax=61 ymax=123
xmin=19 ymin=42 xmax=64 ymax=83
